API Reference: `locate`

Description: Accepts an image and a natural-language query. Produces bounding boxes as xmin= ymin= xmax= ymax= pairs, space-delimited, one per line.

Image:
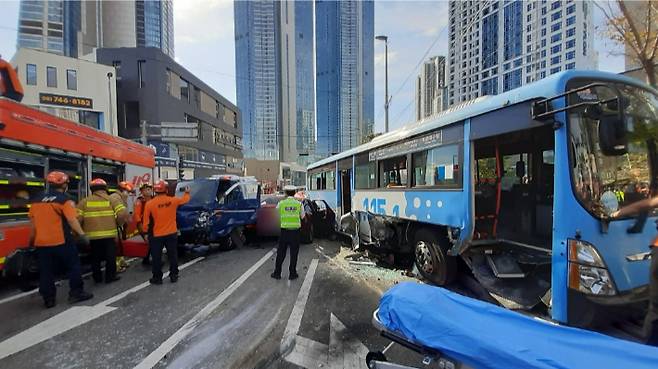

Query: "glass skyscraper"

xmin=17 ymin=0 xmax=81 ymax=57
xmin=17 ymin=0 xmax=175 ymax=59
xmin=136 ymin=0 xmax=174 ymax=57
xmin=235 ymin=0 xmax=315 ymax=164
xmin=315 ymin=0 xmax=374 ymax=157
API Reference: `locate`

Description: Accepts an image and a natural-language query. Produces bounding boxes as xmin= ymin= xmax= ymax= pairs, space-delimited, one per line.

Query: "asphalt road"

xmin=0 ymin=239 xmax=446 ymax=369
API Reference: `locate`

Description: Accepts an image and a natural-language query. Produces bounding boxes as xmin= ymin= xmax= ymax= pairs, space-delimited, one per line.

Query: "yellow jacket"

xmin=77 ymin=191 xmax=127 ymax=240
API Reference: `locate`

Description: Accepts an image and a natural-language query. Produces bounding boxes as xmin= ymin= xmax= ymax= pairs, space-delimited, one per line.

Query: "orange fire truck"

xmin=0 ymin=57 xmax=154 ymax=276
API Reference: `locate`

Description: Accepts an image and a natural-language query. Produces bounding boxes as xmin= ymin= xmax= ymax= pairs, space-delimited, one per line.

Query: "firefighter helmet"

xmin=153 ymin=180 xmax=168 ymax=193
xmin=46 ymin=171 xmax=69 ymax=185
xmin=118 ymin=181 xmax=134 ymax=192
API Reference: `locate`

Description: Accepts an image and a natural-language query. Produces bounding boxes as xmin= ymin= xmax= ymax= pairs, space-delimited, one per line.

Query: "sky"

xmin=0 ymin=0 xmax=625 ymax=134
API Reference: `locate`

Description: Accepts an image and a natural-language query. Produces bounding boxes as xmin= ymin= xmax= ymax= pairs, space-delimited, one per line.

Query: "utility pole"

xmin=376 ymin=35 xmax=389 ymax=133
xmin=140 ymin=120 xmax=147 ymax=145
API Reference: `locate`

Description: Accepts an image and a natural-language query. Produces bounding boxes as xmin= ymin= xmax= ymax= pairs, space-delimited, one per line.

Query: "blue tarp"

xmin=378 ymin=282 xmax=658 ymax=369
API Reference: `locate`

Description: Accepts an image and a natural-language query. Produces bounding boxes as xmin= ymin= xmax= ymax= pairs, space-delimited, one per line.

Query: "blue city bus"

xmin=307 ymin=70 xmax=658 ymax=327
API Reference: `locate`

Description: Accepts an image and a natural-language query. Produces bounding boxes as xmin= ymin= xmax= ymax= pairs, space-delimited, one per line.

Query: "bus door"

xmin=338 ymin=158 xmax=352 ymax=216
xmin=340 ymin=170 xmax=352 ymax=214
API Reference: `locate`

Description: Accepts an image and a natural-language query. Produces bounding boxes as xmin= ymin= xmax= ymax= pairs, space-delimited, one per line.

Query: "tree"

xmin=596 ymin=0 xmax=658 ymax=86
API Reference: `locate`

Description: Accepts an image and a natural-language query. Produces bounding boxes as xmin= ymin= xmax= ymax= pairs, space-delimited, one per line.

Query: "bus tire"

xmin=413 ymin=229 xmax=457 ymax=286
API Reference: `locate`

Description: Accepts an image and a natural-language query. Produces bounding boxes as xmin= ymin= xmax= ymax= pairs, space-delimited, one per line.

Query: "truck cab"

xmin=176 ymin=176 xmax=261 ymax=250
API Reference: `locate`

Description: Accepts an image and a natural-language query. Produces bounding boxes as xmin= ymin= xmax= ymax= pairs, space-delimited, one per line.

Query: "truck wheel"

xmin=414 ymin=229 xmax=457 ymax=286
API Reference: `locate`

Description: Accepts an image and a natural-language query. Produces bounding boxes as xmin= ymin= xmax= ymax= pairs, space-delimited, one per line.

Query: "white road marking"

xmin=0 ymin=257 xmax=140 ymax=306
xmin=281 ymin=258 xmax=319 ymax=350
xmin=0 ymin=256 xmax=203 ymax=360
xmin=133 ymin=249 xmax=276 ymax=369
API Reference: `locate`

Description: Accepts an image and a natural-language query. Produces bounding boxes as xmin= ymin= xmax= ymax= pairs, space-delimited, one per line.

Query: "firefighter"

xmin=112 ymin=181 xmax=134 ymax=273
xmin=28 ymin=171 xmax=93 ymax=308
xmin=271 ymin=185 xmax=305 ymax=280
xmin=613 ymin=197 xmax=658 ymax=346
xmin=134 ymin=182 xmax=154 ymax=265
xmin=78 ymin=178 xmax=128 ymax=284
xmin=143 ymin=180 xmax=190 ymax=284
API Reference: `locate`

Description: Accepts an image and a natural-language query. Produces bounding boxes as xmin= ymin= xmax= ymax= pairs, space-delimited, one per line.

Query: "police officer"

xmin=613 ymin=196 xmax=658 ymax=346
xmin=28 ymin=171 xmax=93 ymax=308
xmin=78 ymin=178 xmax=128 ymax=284
xmin=143 ymin=180 xmax=190 ymax=284
xmin=134 ymin=182 xmax=154 ymax=265
xmin=271 ymin=186 xmax=305 ymax=280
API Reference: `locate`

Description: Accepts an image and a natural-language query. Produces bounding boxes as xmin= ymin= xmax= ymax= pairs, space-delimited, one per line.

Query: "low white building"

xmin=11 ymin=48 xmax=118 ymax=136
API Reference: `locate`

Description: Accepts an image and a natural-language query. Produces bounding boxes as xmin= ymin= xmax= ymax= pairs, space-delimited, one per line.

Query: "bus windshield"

xmin=569 ymin=81 xmax=658 ymax=218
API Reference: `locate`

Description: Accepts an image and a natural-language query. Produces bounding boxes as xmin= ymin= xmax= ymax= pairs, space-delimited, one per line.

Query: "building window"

xmin=566 ymin=4 xmax=575 ymax=14
xmin=566 ymin=39 xmax=576 ymax=49
xmin=79 ymin=111 xmax=101 ymax=130
xmin=551 ymin=33 xmax=562 ymax=43
xmin=566 ymin=51 xmax=575 ymax=60
xmin=551 ymin=1 xmax=561 ymax=10
xmin=46 ymin=66 xmax=57 ymax=88
xmin=550 ymin=66 xmax=562 ymax=74
xmin=66 ymin=69 xmax=77 ymax=90
xmin=26 ymin=64 xmax=36 ymax=85
xmin=503 ymin=69 xmax=522 ymax=92
xmin=566 ymin=62 xmax=576 ymax=70
xmin=180 ymin=78 xmax=189 ymax=102
xmin=137 ymin=60 xmax=145 ymax=88
xmin=566 ymin=16 xmax=575 ymax=26
xmin=551 ymin=56 xmax=561 ymax=65
xmin=551 ymin=22 xmax=561 ymax=32
xmin=551 ymin=10 xmax=562 ymax=21
xmin=551 ymin=45 xmax=562 ymax=54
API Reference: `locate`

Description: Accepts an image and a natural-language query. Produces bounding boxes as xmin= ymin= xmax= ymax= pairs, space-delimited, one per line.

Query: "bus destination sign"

xmin=369 ymin=130 xmax=443 ymax=161
xmin=39 ymin=93 xmax=93 ymax=109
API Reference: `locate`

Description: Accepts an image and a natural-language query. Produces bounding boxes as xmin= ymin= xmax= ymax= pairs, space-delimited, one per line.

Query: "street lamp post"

xmin=375 ymin=35 xmax=389 ymax=133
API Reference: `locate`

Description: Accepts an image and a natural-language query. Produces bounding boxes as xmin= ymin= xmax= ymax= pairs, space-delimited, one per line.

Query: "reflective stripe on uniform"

xmin=113 ymin=204 xmax=126 ymax=216
xmin=0 ymin=256 xmax=5 ymax=264
xmin=87 ymin=229 xmax=118 ymax=238
xmin=83 ymin=210 xmax=116 ymax=218
xmin=86 ymin=201 xmax=111 ymax=208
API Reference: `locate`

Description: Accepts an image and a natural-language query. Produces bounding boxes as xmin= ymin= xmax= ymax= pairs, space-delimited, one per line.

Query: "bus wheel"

xmin=413 ymin=229 xmax=457 ymax=286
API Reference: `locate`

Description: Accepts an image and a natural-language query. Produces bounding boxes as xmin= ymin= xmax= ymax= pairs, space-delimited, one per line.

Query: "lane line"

xmin=0 ymin=256 xmax=203 ymax=360
xmin=282 ymin=258 xmax=319 ymax=349
xmin=100 ymin=256 xmax=203 ymax=306
xmin=0 ymin=257 xmax=140 ymax=306
xmin=133 ymin=249 xmax=276 ymax=369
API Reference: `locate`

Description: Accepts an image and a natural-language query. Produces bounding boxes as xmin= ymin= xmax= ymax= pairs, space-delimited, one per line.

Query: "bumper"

xmin=567 ymin=285 xmax=648 ymax=327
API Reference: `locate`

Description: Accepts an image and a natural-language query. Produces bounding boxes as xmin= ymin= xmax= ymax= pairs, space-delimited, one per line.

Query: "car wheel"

xmin=413 ymin=229 xmax=457 ymax=286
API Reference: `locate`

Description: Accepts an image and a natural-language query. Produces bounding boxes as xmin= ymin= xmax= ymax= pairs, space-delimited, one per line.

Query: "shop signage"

xmin=39 ymin=93 xmax=93 ymax=109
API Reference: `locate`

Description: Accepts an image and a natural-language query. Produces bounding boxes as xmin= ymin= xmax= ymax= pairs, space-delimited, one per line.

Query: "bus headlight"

xmin=568 ymin=239 xmax=617 ymax=296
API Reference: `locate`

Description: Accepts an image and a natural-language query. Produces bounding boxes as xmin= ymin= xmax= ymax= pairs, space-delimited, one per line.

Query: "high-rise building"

xmin=235 ymin=0 xmax=315 ymax=164
xmin=17 ymin=0 xmax=175 ymax=59
xmin=315 ymin=0 xmax=374 ymax=156
xmin=415 ymin=56 xmax=447 ymax=121
xmin=17 ymin=0 xmax=81 ymax=57
xmin=96 ymin=0 xmax=175 ymax=57
xmin=447 ymin=0 xmax=596 ymax=106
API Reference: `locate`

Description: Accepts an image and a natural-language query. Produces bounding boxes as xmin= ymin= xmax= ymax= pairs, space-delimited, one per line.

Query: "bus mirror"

xmin=598 ymin=114 xmax=628 ymax=156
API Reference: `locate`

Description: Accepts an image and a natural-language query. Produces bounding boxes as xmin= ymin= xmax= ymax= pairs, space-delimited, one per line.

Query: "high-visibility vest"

xmin=78 ymin=192 xmax=125 ymax=240
xmin=278 ymin=197 xmax=302 ymax=230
